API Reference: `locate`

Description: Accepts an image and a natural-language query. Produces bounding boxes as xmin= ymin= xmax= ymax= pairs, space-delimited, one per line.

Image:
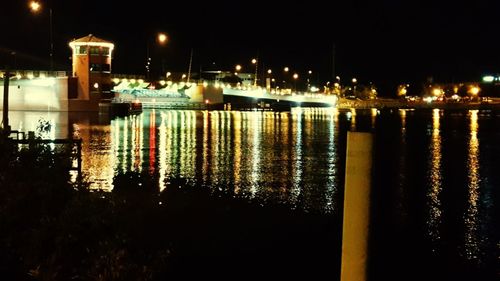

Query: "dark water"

xmin=5 ymin=108 xmax=499 ymax=280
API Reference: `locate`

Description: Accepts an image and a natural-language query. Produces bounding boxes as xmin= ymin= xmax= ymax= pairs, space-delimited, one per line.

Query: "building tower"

xmin=69 ymin=34 xmax=114 ymax=110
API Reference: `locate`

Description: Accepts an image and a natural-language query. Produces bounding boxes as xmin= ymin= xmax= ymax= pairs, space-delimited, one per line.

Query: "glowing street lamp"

xmin=146 ymin=32 xmax=168 ymax=80
xmin=307 ymin=70 xmax=312 ymax=91
xmin=469 ymin=86 xmax=480 ymax=96
xmin=29 ymin=0 xmax=53 ymax=71
xmin=251 ymin=58 xmax=258 ymax=87
xmin=157 ymin=33 xmax=168 ymax=45
xmin=235 ymin=64 xmax=242 ymax=72
xmin=293 ymin=73 xmax=299 ymax=92
xmin=29 ymin=1 xmax=41 ymax=12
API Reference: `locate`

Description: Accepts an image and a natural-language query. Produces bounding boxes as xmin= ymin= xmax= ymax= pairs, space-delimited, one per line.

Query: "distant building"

xmin=69 ymin=34 xmax=115 ymax=110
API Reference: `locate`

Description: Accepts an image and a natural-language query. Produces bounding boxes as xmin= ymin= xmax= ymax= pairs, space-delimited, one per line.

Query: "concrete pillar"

xmin=341 ymin=131 xmax=374 ymax=281
xmin=2 ymin=68 xmax=10 ymax=133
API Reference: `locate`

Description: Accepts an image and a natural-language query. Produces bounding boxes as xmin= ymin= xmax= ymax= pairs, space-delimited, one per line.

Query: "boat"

xmin=99 ymin=99 xmax=142 ymax=117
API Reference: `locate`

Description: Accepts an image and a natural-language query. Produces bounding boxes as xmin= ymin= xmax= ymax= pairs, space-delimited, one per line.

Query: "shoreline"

xmin=337 ymin=98 xmax=500 ymax=110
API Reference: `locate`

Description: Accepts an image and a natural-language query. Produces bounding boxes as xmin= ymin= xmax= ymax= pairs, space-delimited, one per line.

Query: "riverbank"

xmin=337 ymin=97 xmax=500 ymax=110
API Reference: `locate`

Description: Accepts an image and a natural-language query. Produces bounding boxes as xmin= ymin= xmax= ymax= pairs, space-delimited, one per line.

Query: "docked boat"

xmin=99 ymin=99 xmax=142 ymax=117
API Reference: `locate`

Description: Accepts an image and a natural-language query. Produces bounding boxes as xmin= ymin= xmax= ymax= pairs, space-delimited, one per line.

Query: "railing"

xmin=8 ymin=132 xmax=82 ymax=180
xmin=0 ymin=70 xmax=70 ymax=79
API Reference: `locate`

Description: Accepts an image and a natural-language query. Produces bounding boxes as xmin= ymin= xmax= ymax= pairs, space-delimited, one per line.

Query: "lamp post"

xmin=158 ymin=33 xmax=167 ymax=78
xmin=293 ymin=73 xmax=299 ymax=92
xmin=352 ymin=78 xmax=358 ymax=98
xmin=307 ymin=70 xmax=312 ymax=92
xmin=251 ymin=58 xmax=258 ymax=87
xmin=267 ymin=69 xmax=272 ymax=90
xmin=283 ymin=66 xmax=289 ymax=90
xmin=146 ymin=32 xmax=168 ymax=81
xmin=29 ymin=1 xmax=53 ymax=71
xmin=235 ymin=64 xmax=242 ymax=78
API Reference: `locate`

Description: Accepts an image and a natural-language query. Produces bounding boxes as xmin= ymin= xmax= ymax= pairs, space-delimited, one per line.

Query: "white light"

xmin=93 ymin=83 xmax=99 ymax=89
xmin=31 ymin=77 xmax=55 ymax=87
xmin=482 ymin=76 xmax=494 ymax=82
xmin=69 ymin=41 xmax=114 ymax=52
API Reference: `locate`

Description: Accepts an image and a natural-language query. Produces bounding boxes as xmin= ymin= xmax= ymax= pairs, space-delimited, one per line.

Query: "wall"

xmin=0 ymin=77 xmax=69 ymax=111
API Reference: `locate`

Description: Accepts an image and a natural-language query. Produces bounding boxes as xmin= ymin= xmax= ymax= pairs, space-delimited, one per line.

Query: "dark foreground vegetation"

xmin=0 ymin=134 xmax=339 ymax=280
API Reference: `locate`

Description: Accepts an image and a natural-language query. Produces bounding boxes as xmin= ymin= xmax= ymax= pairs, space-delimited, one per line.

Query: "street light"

xmin=352 ymin=78 xmax=358 ymax=97
xmin=293 ymin=73 xmax=299 ymax=92
xmin=29 ymin=0 xmax=53 ymax=71
xmin=266 ymin=69 xmax=272 ymax=90
xmin=282 ymin=67 xmax=290 ymax=89
xmin=157 ymin=33 xmax=168 ymax=78
xmin=307 ymin=70 xmax=312 ymax=91
xmin=235 ymin=65 xmax=242 ymax=78
xmin=251 ymin=58 xmax=258 ymax=87
xmin=146 ymin=32 xmax=168 ymax=80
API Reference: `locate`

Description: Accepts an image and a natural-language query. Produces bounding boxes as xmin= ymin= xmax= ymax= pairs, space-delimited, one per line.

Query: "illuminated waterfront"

xmin=2 ymin=108 xmax=499 ymax=280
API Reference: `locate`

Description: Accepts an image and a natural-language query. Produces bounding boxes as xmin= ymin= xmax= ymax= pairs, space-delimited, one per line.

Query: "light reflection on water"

xmin=465 ymin=110 xmax=480 ymax=260
xmin=2 ymin=108 xmax=499 ymax=274
xmin=79 ymin=108 xmax=340 ymax=212
xmin=427 ymin=109 xmax=443 ymax=244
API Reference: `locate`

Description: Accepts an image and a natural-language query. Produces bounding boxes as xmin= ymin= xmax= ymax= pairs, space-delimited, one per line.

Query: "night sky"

xmin=1 ymin=0 xmax=499 ymax=94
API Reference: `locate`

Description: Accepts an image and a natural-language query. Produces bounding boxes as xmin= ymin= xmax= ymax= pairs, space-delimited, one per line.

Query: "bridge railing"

xmin=0 ymin=70 xmax=70 ymax=79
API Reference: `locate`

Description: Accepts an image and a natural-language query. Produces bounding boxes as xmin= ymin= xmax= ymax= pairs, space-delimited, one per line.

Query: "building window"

xmin=101 ymin=47 xmax=110 ymax=56
xmin=90 ymin=47 xmax=100 ymax=55
xmin=90 ymin=63 xmax=111 ymax=72
xmin=75 ymin=46 xmax=87 ymax=55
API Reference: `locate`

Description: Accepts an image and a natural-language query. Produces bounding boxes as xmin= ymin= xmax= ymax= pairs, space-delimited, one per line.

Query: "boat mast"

xmin=187 ymin=48 xmax=193 ymax=84
xmin=332 ymin=43 xmax=336 ymax=81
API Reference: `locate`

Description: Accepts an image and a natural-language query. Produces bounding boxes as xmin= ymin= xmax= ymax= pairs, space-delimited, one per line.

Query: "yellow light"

xmin=182 ymin=74 xmax=187 ymax=79
xmin=235 ymin=65 xmax=242 ymax=71
xmin=352 ymin=78 xmax=357 ymax=83
xmin=251 ymin=58 xmax=257 ymax=64
xmin=284 ymin=67 xmax=289 ymax=72
xmin=267 ymin=69 xmax=272 ymax=74
xmin=69 ymin=41 xmax=115 ymax=52
xmin=159 ymin=80 xmax=166 ymax=86
xmin=29 ymin=1 xmax=41 ymax=12
xmin=138 ymin=79 xmax=144 ymax=84
xmin=433 ymin=88 xmax=442 ymax=96
xmin=166 ymin=72 xmax=171 ymax=77
xmin=93 ymin=83 xmax=99 ymax=89
xmin=113 ymin=78 xmax=120 ymax=84
xmin=293 ymin=73 xmax=299 ymax=79
xmin=469 ymin=86 xmax=480 ymax=95
xmin=157 ymin=33 xmax=168 ymax=44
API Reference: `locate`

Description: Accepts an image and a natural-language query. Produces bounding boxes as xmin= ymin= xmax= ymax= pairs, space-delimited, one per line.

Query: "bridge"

xmin=222 ymin=87 xmax=338 ymax=107
xmin=112 ymin=80 xmax=338 ymax=109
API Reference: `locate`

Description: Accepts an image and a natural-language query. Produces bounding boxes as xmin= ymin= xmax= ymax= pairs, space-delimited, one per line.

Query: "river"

xmin=3 ymin=108 xmax=499 ymax=280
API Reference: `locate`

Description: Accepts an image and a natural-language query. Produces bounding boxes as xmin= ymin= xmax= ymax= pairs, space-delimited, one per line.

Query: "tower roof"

xmin=69 ymin=34 xmax=114 ymax=49
xmin=71 ymin=34 xmax=112 ymax=44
